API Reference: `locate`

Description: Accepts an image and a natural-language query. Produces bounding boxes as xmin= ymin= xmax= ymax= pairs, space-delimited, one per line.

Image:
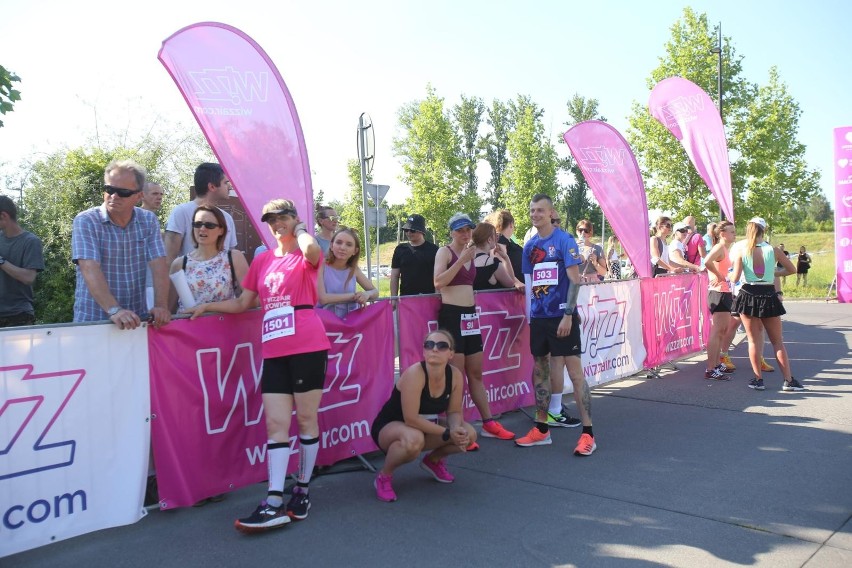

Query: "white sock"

xmin=549 ymin=393 xmax=563 ymax=414
xmin=266 ymin=440 xmax=290 ymax=506
xmin=296 ymin=436 xmax=320 ymax=492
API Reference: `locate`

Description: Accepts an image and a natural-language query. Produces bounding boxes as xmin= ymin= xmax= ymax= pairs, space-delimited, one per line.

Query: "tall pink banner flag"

xmin=834 ymin=126 xmax=852 ymax=303
xmin=648 ymin=77 xmax=734 ymax=222
xmin=563 ymin=121 xmax=651 ymax=278
xmin=159 ymin=22 xmax=314 ymax=247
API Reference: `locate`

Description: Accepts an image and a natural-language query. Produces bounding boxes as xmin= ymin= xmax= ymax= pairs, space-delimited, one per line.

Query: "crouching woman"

xmin=370 ymin=330 xmax=477 ymax=502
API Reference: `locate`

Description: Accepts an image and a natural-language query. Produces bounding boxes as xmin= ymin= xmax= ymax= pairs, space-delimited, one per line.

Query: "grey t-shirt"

xmin=0 ymin=230 xmax=45 ymax=317
xmin=165 ymin=201 xmax=238 ymax=256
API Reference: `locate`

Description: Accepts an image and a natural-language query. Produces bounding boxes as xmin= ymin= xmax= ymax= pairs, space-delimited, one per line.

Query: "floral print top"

xmin=180 ymin=250 xmax=236 ymax=310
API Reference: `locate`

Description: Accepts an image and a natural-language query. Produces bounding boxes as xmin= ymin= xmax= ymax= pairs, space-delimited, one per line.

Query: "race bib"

xmin=460 ymin=312 xmax=481 ymax=336
xmin=262 ymin=306 xmax=295 ymax=342
xmin=532 ymin=262 xmax=559 ymax=286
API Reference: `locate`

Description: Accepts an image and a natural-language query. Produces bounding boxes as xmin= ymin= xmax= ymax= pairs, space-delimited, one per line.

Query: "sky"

xmin=0 ymin=0 xmax=849 ymax=209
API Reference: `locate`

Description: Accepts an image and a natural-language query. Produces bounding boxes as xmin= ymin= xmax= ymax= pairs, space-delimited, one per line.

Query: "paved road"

xmin=6 ymin=302 xmax=852 ymax=568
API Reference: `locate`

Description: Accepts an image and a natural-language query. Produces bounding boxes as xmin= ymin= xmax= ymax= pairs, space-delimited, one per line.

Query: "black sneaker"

xmin=286 ymin=490 xmax=311 ymax=520
xmin=704 ymin=367 xmax=725 ymax=380
xmin=547 ymin=409 xmax=582 ymax=428
xmin=748 ymin=378 xmax=765 ymax=391
xmin=234 ymin=502 xmax=291 ymax=533
xmin=782 ymin=378 xmax=806 ymax=392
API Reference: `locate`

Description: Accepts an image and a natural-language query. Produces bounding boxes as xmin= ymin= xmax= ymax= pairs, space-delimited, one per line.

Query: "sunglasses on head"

xmin=192 ymin=221 xmax=220 ymax=229
xmin=423 ymin=340 xmax=451 ymax=351
xmin=677 ymin=228 xmax=689 ymax=233
xmin=104 ymin=185 xmax=142 ymax=198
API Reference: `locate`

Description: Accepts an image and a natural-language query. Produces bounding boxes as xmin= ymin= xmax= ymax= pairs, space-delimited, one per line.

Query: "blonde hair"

xmin=745 ymin=221 xmax=764 ymax=252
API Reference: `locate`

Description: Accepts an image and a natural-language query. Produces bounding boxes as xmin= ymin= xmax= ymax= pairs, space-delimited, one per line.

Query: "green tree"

xmin=502 ymin=95 xmax=559 ymax=236
xmin=453 ymin=95 xmax=485 ymax=200
xmin=480 ymin=99 xmax=512 ymax=210
xmin=394 ymin=85 xmax=470 ymax=238
xmin=558 ymin=93 xmax=605 ymax=229
xmin=732 ymin=67 xmax=822 ymax=227
xmin=0 ymin=65 xmax=21 ymax=128
xmin=627 ymin=8 xmax=751 ymax=219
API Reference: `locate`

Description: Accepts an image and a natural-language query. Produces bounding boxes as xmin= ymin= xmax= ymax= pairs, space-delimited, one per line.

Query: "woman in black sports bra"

xmin=370 ymin=330 xmax=476 ymax=502
xmin=472 ymin=222 xmax=525 ymax=291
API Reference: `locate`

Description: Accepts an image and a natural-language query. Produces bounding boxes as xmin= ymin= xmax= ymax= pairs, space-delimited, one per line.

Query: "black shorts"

xmin=437 ymin=303 xmax=483 ymax=356
xmin=733 ymin=284 xmax=786 ymax=319
xmin=261 ymin=350 xmax=328 ymax=394
xmin=529 ymin=313 xmax=581 ymax=357
xmin=708 ymin=291 xmax=733 ymax=314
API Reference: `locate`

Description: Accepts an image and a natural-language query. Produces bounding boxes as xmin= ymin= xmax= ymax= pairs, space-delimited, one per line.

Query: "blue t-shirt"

xmin=522 ymin=229 xmax=582 ymax=319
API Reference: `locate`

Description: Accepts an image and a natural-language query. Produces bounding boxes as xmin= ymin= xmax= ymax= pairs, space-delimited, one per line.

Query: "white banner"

xmin=577 ymin=280 xmax=646 ymax=386
xmin=1 ymin=324 xmax=150 ymax=557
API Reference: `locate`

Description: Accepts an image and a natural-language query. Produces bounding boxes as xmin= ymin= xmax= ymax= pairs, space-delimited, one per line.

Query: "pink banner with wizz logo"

xmin=158 ymin=22 xmax=314 ymax=246
xmin=563 ymin=121 xmax=651 ymax=278
xmin=834 ymin=126 xmax=852 ymax=303
xmin=147 ymin=303 xmax=393 ymax=509
xmin=640 ymin=274 xmax=703 ymax=368
xmin=648 ymin=77 xmax=734 ymax=222
xmin=397 ymin=292 xmax=534 ymax=421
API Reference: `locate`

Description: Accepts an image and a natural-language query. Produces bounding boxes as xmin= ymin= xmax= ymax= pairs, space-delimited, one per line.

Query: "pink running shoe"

xmin=374 ymin=473 xmax=397 ymax=502
xmin=481 ymin=420 xmax=514 ymax=440
xmin=419 ymin=453 xmax=454 ymax=483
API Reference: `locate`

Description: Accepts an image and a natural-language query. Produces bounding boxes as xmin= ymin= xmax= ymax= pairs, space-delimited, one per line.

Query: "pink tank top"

xmin=709 ymin=249 xmax=732 ymax=292
xmin=445 ymin=247 xmax=475 ymax=287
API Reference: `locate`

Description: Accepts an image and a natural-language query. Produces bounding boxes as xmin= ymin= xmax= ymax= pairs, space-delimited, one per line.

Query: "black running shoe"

xmin=286 ymin=491 xmax=311 ymax=520
xmin=234 ymin=502 xmax=290 ymax=533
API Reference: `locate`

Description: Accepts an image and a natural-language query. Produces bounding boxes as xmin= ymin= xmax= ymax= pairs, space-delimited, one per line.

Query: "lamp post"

xmin=710 ymin=23 xmax=725 ymax=220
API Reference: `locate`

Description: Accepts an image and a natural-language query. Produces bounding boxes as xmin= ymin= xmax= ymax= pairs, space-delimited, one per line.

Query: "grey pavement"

xmin=6 ymin=302 xmax=852 ymax=568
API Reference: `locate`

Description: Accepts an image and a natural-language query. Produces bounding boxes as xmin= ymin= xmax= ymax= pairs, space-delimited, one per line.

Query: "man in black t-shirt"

xmin=390 ymin=214 xmax=439 ymax=296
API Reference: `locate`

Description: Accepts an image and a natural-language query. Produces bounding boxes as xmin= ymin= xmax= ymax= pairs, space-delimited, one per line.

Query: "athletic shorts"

xmin=529 ymin=313 xmax=581 ymax=357
xmin=437 ymin=303 xmax=483 ymax=356
xmin=261 ymin=349 xmax=329 ymax=394
xmin=707 ymin=291 xmax=733 ymax=314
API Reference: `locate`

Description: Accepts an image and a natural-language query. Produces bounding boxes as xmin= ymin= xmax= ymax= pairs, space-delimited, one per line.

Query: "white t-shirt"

xmin=166 ymin=201 xmax=238 ymax=257
xmin=668 ymin=239 xmax=686 ymax=266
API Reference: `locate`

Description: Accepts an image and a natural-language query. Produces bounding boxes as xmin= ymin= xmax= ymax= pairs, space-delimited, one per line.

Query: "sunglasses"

xmin=577 ymin=227 xmax=590 ymax=233
xmin=423 ymin=340 xmax=451 ymax=351
xmin=321 ymin=215 xmax=340 ymax=222
xmin=661 ymin=223 xmax=673 ymax=228
xmin=104 ymin=185 xmax=142 ymax=198
xmin=676 ymin=228 xmax=689 ymax=233
xmin=192 ymin=221 xmax=220 ymax=229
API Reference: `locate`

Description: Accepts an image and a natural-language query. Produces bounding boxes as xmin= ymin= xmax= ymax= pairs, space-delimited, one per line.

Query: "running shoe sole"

xmin=234 ymin=516 xmax=291 ymax=534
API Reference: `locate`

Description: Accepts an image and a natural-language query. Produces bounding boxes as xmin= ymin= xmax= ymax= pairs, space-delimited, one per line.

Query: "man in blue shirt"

xmin=518 ymin=194 xmax=596 ymax=456
xmin=71 ymin=160 xmax=170 ymax=329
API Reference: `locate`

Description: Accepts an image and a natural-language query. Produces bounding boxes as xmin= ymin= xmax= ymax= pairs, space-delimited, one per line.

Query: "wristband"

xmin=442 ymin=427 xmax=450 ymax=441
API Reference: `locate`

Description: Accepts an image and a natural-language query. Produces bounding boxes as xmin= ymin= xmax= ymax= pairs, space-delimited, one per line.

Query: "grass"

xmin=767 ymin=231 xmax=836 ymax=300
xmin=360 ymin=232 xmax=839 ymax=300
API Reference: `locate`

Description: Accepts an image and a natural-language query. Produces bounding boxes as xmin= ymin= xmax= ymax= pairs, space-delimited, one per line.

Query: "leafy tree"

xmin=502 ymin=95 xmax=559 ymax=236
xmin=453 ymin=95 xmax=485 ymax=199
xmin=393 ymin=85 xmax=471 ymax=239
xmin=0 ymin=65 xmax=21 ymax=128
xmin=480 ymin=99 xmax=512 ymax=210
xmin=732 ymin=67 xmax=822 ymax=226
xmin=558 ymin=93 xmax=605 ymax=229
xmin=627 ymin=8 xmax=751 ymax=220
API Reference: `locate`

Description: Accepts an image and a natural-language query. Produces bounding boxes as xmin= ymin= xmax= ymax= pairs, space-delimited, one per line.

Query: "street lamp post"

xmin=710 ymin=23 xmax=725 ymax=220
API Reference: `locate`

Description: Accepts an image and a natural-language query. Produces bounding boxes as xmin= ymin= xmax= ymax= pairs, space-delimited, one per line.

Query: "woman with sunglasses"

xmin=668 ymin=221 xmax=703 ymax=273
xmin=169 ymin=205 xmax=248 ymax=312
xmin=186 ymin=199 xmax=331 ymax=532
xmin=650 ymin=216 xmax=674 ymax=276
xmin=317 ymin=227 xmax=378 ymax=318
xmin=371 ymin=330 xmax=476 ymax=502
xmin=434 ymin=213 xmax=514 ymax=444
xmin=575 ymin=220 xmax=608 ymax=283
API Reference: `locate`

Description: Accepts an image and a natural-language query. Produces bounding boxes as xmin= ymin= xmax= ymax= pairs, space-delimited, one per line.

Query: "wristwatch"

xmin=107 ymin=306 xmax=122 ymax=317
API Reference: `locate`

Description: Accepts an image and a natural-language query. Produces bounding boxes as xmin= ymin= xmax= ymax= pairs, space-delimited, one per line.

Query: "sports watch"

xmin=107 ymin=306 xmax=122 ymax=317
